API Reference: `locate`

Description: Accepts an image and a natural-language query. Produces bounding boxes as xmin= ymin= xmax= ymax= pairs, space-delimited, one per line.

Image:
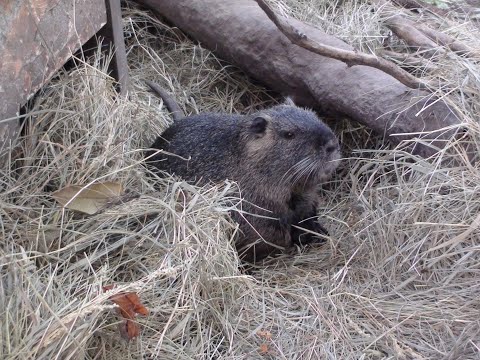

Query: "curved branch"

xmin=254 ymin=0 xmax=429 ymax=90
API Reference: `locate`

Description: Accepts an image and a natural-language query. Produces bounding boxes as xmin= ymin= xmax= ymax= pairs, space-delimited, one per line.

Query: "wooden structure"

xmin=0 ymin=0 xmax=128 ymax=151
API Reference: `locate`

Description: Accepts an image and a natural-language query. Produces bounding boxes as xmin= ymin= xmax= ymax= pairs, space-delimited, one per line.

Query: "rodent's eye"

xmin=281 ymin=131 xmax=295 ymax=139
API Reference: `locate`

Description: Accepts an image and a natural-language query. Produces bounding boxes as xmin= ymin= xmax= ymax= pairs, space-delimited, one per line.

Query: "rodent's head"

xmin=242 ymin=104 xmax=341 ymax=189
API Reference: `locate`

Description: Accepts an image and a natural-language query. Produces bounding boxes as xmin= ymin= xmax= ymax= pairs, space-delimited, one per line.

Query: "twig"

xmin=253 ymin=0 xmax=429 ymax=90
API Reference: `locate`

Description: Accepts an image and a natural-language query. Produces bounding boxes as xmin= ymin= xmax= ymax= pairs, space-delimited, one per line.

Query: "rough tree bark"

xmin=136 ymin=0 xmax=462 ymax=157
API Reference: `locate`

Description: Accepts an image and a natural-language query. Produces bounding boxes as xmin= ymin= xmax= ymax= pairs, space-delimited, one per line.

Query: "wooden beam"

xmin=0 ymin=0 xmax=107 ymax=151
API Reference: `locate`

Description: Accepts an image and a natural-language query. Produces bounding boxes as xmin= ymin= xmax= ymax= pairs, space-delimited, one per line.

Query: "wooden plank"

xmin=0 ymin=0 xmax=107 ymax=150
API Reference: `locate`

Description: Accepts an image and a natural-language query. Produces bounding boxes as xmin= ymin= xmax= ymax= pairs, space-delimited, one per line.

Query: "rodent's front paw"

xmin=292 ymin=219 xmax=329 ymax=246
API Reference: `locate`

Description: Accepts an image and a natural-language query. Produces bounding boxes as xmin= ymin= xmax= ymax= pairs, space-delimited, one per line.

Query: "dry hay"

xmin=1 ymin=0 xmax=480 ymax=359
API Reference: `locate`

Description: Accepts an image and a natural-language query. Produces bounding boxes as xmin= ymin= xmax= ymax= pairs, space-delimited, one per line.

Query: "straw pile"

xmin=1 ymin=1 xmax=479 ymax=359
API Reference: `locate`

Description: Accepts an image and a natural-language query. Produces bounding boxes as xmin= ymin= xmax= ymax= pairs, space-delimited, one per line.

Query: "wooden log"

xmin=135 ymin=0 xmax=462 ymax=157
xmin=374 ymin=0 xmax=473 ymax=57
xmin=0 ymin=0 xmax=107 ymax=151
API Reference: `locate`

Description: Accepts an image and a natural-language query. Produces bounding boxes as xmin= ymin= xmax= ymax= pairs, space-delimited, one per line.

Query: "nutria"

xmin=145 ymin=80 xmax=341 ymax=262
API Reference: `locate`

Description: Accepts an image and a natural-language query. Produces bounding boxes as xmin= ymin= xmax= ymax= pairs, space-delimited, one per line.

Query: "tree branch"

xmin=254 ymin=0 xmax=429 ymax=90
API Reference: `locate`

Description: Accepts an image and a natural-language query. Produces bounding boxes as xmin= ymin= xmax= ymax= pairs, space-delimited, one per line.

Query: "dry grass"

xmin=2 ymin=0 xmax=480 ymax=359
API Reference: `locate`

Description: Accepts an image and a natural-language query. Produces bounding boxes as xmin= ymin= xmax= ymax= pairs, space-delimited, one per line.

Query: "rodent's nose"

xmin=326 ymin=144 xmax=337 ymax=153
xmin=327 ymin=141 xmax=339 ymax=154
xmin=321 ymin=136 xmax=339 ymax=156
xmin=315 ymin=130 xmax=337 ymax=152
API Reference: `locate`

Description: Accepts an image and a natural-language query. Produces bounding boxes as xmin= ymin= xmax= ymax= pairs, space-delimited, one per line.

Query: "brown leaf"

xmin=103 ymin=285 xmax=149 ymax=340
xmin=256 ymin=329 xmax=272 ymax=340
xmin=52 ymin=181 xmax=122 ymax=215
xmin=119 ymin=319 xmax=140 ymax=340
xmin=258 ymin=343 xmax=269 ymax=355
xmin=125 ymin=293 xmax=149 ymax=316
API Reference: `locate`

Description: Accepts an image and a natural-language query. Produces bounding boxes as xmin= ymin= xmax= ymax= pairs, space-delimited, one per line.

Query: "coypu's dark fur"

xmin=146 ymin=81 xmax=341 ymax=262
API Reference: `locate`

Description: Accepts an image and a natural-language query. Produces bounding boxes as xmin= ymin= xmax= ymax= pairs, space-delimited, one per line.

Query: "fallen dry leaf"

xmin=257 ymin=329 xmax=273 ymax=355
xmin=256 ymin=329 xmax=272 ymax=340
xmin=120 ymin=318 xmax=141 ymax=340
xmin=103 ymin=285 xmax=149 ymax=341
xmin=258 ymin=343 xmax=270 ymax=355
xmin=52 ymin=181 xmax=122 ymax=215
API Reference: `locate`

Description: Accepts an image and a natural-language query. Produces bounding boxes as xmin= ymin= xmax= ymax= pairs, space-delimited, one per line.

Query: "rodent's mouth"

xmin=282 ymin=150 xmax=341 ymax=187
xmin=329 ymin=153 xmax=342 ymax=166
xmin=327 ymin=147 xmax=342 ymax=164
xmin=315 ymin=149 xmax=342 ymax=181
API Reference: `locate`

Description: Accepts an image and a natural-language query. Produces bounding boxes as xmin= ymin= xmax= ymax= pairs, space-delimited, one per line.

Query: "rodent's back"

xmin=148 ymin=112 xmax=245 ymax=183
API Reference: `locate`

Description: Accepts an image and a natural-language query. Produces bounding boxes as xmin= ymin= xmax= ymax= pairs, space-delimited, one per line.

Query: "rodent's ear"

xmin=250 ymin=116 xmax=268 ymax=135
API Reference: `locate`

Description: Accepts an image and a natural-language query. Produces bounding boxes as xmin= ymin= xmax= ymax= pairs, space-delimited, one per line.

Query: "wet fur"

xmin=146 ymin=84 xmax=340 ymax=262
